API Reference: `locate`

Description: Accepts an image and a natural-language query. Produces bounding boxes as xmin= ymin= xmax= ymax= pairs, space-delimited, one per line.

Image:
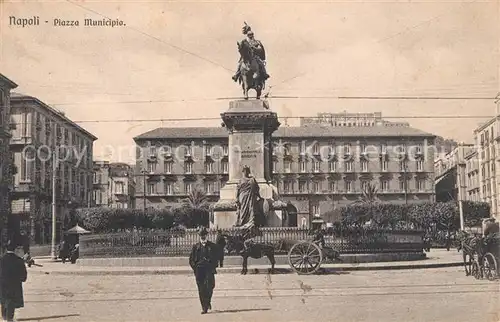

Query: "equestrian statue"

xmin=232 ymin=22 xmax=270 ymax=100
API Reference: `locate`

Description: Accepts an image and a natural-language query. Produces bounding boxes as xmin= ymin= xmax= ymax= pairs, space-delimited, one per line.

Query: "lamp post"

xmin=50 ymin=159 xmax=58 ymax=260
xmin=141 ymin=170 xmax=147 ymax=210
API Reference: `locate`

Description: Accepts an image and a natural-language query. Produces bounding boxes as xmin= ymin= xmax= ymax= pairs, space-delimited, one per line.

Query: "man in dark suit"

xmin=0 ymin=240 xmax=27 ymax=322
xmin=189 ymin=227 xmax=218 ymax=314
xmin=215 ymin=229 xmax=226 ymax=268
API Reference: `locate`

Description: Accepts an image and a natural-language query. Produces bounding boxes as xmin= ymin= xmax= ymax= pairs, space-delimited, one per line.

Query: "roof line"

xmin=11 ymin=93 xmax=98 ymax=141
xmin=0 ymin=74 xmax=18 ymax=89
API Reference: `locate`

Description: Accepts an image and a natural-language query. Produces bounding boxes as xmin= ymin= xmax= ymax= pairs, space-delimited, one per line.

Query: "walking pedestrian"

xmin=189 ymin=227 xmax=218 ymax=314
xmin=215 ymin=229 xmax=226 ymax=268
xmin=0 ymin=240 xmax=27 ymax=322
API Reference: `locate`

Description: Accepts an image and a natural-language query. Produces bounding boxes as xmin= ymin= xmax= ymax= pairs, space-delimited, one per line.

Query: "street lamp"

xmin=50 ymin=159 xmax=58 ymax=260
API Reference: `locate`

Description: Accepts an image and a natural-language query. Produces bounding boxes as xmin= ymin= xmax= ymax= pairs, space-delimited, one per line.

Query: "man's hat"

xmin=198 ymin=226 xmax=208 ymax=236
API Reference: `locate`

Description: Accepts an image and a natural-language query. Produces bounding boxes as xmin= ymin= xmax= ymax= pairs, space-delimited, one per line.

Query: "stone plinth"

xmin=212 ymin=100 xmax=285 ymax=229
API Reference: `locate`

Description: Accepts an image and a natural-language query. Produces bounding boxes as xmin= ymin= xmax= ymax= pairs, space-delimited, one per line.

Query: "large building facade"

xmin=92 ymin=161 xmax=135 ymax=209
xmin=134 ymin=113 xmax=436 ymax=227
xmin=10 ymin=93 xmax=97 ymax=244
xmin=0 ymin=74 xmax=18 ymax=246
xmin=474 ymin=115 xmax=500 ymax=219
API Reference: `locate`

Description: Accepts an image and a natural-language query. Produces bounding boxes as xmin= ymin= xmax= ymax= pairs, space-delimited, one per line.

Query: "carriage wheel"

xmin=482 ymin=253 xmax=499 ymax=281
xmin=471 ymin=259 xmax=482 ymax=280
xmin=288 ymin=241 xmax=323 ymax=275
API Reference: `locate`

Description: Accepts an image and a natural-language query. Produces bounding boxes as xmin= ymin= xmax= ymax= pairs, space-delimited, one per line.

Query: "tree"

xmin=180 ymin=187 xmax=210 ymax=227
xmin=356 ymin=182 xmax=380 ymax=204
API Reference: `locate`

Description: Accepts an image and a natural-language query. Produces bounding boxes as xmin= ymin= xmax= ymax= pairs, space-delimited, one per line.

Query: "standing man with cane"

xmin=189 ymin=227 xmax=218 ymax=314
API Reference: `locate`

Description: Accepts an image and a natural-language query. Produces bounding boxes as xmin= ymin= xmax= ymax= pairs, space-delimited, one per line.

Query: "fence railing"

xmin=79 ymin=227 xmax=424 ymax=258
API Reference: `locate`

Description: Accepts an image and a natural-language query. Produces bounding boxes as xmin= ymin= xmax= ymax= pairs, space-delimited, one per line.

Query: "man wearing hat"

xmin=189 ymin=227 xmax=218 ymax=314
xmin=0 ymin=240 xmax=28 ymax=322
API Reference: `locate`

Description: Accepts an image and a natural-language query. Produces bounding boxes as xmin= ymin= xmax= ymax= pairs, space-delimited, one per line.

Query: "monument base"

xmin=212 ymin=181 xmax=286 ymax=229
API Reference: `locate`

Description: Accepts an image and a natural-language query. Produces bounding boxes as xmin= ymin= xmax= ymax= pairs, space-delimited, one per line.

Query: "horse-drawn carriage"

xmin=220 ymin=228 xmax=341 ymax=275
xmin=458 ymin=231 xmax=499 ymax=281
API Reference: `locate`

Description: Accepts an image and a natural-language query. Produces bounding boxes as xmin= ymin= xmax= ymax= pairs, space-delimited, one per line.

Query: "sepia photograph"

xmin=0 ymin=0 xmax=499 ymax=321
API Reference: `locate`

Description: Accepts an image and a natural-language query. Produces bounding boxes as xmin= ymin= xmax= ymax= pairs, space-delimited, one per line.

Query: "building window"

xmin=345 ymin=161 xmax=353 ymax=172
xmin=283 ymin=181 xmax=291 ymax=192
xmin=221 ymin=161 xmax=228 ymax=173
xmin=147 ymin=183 xmax=156 ymax=194
xmin=312 ymin=205 xmax=320 ymax=216
xmin=416 ymin=144 xmax=423 ymax=154
xmin=205 ymin=182 xmax=214 ymax=194
xmin=400 ymin=179 xmax=408 ymax=191
xmin=299 ymin=161 xmax=306 ymax=173
xmin=360 ymin=143 xmax=367 ymax=153
xmin=416 ymin=179 xmax=425 ymax=191
xmin=165 ymin=183 xmax=173 ymax=195
xmin=313 ymin=143 xmax=320 ymax=155
xmin=344 ymin=144 xmax=351 ymax=154
xmin=184 ymin=162 xmax=192 ymax=174
xmin=361 ymin=180 xmax=370 ymax=191
xmin=204 ymin=144 xmax=212 ymax=156
xmin=328 ymin=161 xmax=336 ymax=172
xmin=185 ymin=183 xmax=192 ymax=194
xmin=299 ymin=181 xmax=307 ymax=192
xmin=380 ymin=143 xmax=387 ymax=154
xmin=312 ymin=181 xmax=320 ymax=192
xmin=345 ymin=180 xmax=352 ymax=192
xmin=299 ymin=142 xmax=306 ymax=154
xmin=164 ymin=161 xmax=172 ymax=174
xmin=205 ymin=162 xmax=213 ymax=173
xmin=115 ymin=182 xmax=124 ymax=194
xmin=399 ymin=161 xmax=407 ymax=172
xmin=284 ymin=160 xmax=291 ymax=173
xmin=416 ymin=160 xmax=424 ymax=172
xmin=328 ymin=181 xmax=336 ymax=191
xmin=185 ymin=145 xmax=192 ymax=156
xmin=21 ymin=152 xmax=31 ymax=181
xmin=381 ymin=160 xmax=388 ymax=172
xmin=361 ymin=161 xmax=368 ymax=172
xmin=222 ymin=145 xmax=229 ymax=156
xmin=147 ymin=161 xmax=156 ymax=173
xmin=380 ymin=179 xmax=389 ymax=191
xmin=312 ymin=160 xmax=320 ymax=172
xmin=284 ymin=143 xmax=291 ymax=156
xmin=273 ymin=160 xmax=278 ymax=173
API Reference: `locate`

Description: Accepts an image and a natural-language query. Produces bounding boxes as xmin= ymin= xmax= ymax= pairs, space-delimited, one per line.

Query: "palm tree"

xmin=356 ymin=182 xmax=380 ymax=204
xmin=181 ymin=187 xmax=210 ymax=227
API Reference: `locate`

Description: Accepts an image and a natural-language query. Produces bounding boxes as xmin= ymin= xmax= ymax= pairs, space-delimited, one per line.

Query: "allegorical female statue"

xmin=236 ymin=165 xmax=261 ymax=229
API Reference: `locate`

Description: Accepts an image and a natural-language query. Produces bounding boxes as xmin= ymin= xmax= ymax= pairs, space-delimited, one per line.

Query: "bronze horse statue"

xmin=220 ymin=232 xmax=275 ymax=275
xmin=236 ymin=40 xmax=265 ymax=100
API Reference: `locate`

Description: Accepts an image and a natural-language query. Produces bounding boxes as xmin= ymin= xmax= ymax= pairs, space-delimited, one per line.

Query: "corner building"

xmin=134 ymin=115 xmax=436 ymax=227
xmin=9 ymin=93 xmax=97 ymax=244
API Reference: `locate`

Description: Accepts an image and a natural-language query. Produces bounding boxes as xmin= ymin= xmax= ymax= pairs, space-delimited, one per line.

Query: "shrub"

xmin=339 ymin=201 xmax=490 ymax=231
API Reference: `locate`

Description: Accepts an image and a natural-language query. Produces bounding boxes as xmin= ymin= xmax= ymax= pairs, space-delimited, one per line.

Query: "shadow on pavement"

xmin=18 ymin=314 xmax=80 ymax=321
xmin=213 ymin=308 xmax=271 ymax=314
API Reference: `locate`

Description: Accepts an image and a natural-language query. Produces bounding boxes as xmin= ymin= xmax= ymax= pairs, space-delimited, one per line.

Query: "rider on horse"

xmin=232 ymin=23 xmax=270 ymax=82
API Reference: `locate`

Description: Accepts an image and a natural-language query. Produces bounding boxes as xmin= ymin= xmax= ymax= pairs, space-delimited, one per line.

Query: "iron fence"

xmin=80 ymin=227 xmax=424 ymax=258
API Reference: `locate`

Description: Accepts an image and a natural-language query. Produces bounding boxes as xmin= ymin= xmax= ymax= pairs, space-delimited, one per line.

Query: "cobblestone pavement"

xmin=15 ymin=267 xmax=499 ymax=322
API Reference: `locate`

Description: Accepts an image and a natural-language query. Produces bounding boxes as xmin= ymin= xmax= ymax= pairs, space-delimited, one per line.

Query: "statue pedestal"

xmin=212 ymin=100 xmax=286 ymax=229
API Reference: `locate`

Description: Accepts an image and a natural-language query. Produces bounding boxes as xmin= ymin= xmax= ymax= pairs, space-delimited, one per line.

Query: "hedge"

xmin=339 ymin=201 xmax=490 ymax=231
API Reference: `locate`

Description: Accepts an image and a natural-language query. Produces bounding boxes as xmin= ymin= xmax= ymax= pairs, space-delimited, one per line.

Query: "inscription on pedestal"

xmin=241 ymin=149 xmax=259 ymax=159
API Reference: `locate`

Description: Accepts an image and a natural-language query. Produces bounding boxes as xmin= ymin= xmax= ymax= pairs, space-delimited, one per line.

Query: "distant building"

xmin=134 ymin=113 xmax=436 ymax=227
xmin=434 ymin=144 xmax=475 ymax=202
xmin=474 ymin=115 xmax=500 ymax=219
xmin=465 ymin=150 xmax=480 ymax=202
xmin=9 ymin=93 xmax=97 ymax=244
xmin=300 ymin=112 xmax=410 ymax=127
xmin=0 ymin=74 xmax=18 ymax=244
xmin=92 ymin=161 xmax=135 ymax=209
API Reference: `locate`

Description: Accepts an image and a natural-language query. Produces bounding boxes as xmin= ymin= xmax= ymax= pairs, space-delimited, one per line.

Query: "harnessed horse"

xmin=220 ymin=232 xmax=276 ymax=275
